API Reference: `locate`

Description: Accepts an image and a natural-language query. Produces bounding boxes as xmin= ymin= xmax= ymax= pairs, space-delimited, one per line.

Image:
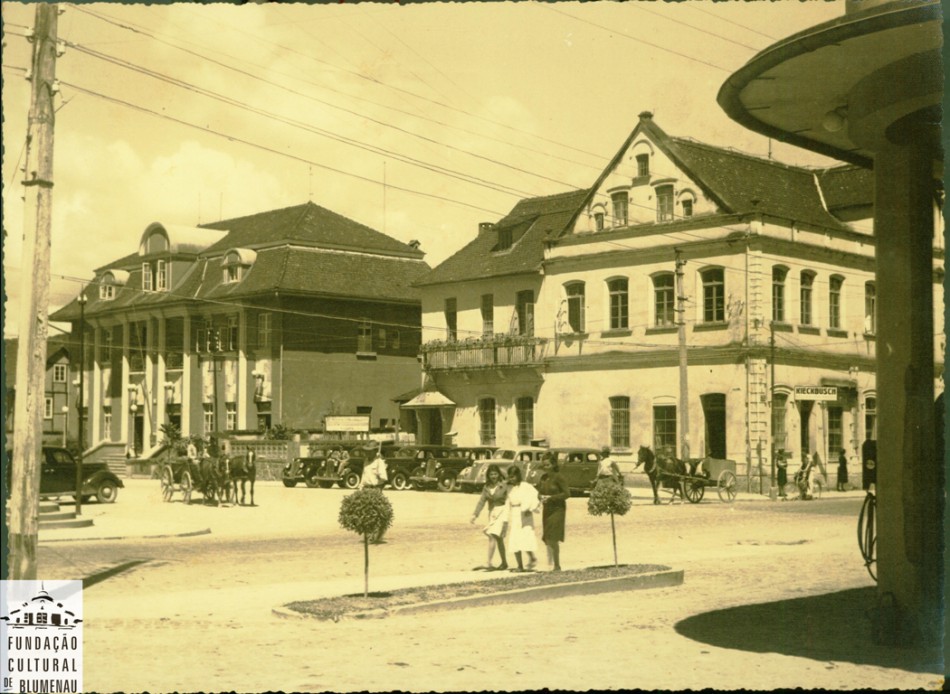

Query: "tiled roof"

xmin=200 ymin=201 xmax=424 ymax=259
xmin=815 ymin=166 xmax=874 ymax=211
xmin=3 ymin=335 xmax=73 ymax=388
xmin=664 ymin=138 xmax=852 ymax=230
xmin=415 ymin=189 xmax=588 ymax=286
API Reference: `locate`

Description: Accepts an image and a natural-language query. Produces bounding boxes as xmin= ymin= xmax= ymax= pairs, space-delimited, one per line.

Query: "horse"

xmin=229 ymin=449 xmax=257 ymax=506
xmin=197 ymin=456 xmax=230 ymax=504
xmin=636 ymin=445 xmax=689 ymax=504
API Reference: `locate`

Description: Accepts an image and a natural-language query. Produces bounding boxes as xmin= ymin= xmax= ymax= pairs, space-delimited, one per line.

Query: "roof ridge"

xmin=669 ymin=137 xmax=816 ymax=174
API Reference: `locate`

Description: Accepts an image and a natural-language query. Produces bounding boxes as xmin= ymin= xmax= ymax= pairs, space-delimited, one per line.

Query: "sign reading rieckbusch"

xmin=1 ymin=580 xmax=83 ymax=694
xmin=325 ymin=415 xmax=371 ymax=433
xmin=794 ymin=386 xmax=839 ymax=401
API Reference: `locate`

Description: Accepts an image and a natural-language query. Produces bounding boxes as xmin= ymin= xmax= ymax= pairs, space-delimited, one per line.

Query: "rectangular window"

xmin=53 ymin=364 xmax=67 ymax=383
xmin=444 ymin=298 xmax=458 ymax=342
xmin=142 ymin=262 xmax=152 ymax=291
xmin=566 ymin=283 xmax=585 ymax=333
xmin=100 ymin=284 xmax=114 ymax=300
xmin=800 ymin=272 xmax=814 ymax=325
xmin=681 ymin=198 xmax=693 ymax=218
xmin=258 ymin=313 xmax=271 ymax=349
xmin=390 ymin=331 xmax=401 ymax=350
xmin=227 ymin=316 xmax=238 ymax=351
xmin=653 ymin=405 xmax=677 ymax=452
xmin=636 ymin=153 xmax=650 ymax=178
xmin=516 ymin=291 xmax=535 ymax=336
xmin=772 ymin=267 xmax=787 ymax=323
xmin=608 ymin=278 xmax=629 ymax=330
xmin=204 ymin=404 xmax=215 ymax=435
xmin=377 ymin=328 xmax=387 ymax=350
xmin=357 ymin=321 xmax=373 ymax=353
xmin=226 ymin=403 xmax=237 ymax=431
xmin=516 ymin=396 xmax=534 ymax=446
xmin=195 ymin=327 xmax=206 ymax=354
xmin=44 ymin=397 xmax=53 ymax=420
xmin=829 ymin=276 xmax=843 ymax=329
xmin=656 ymin=185 xmax=674 ymax=222
xmin=156 ymin=260 xmax=167 ymax=291
xmin=865 ymin=397 xmax=877 ymax=440
xmin=610 ymin=396 xmax=631 ymax=449
xmin=103 ymin=408 xmax=112 ymax=438
xmin=497 ymin=228 xmax=513 ymax=251
xmin=828 ymin=405 xmax=843 ymax=454
xmin=654 ymin=274 xmax=675 ymax=326
xmin=594 ymin=212 xmax=605 ymax=232
xmin=481 ymin=294 xmax=494 ymax=337
xmin=99 ymin=330 xmax=113 ymax=362
xmin=772 ymin=392 xmax=788 ymax=453
xmin=611 ymin=191 xmax=628 ymax=227
xmin=225 ymin=265 xmax=240 ymax=283
xmin=702 ymin=269 xmax=725 ymax=323
xmin=479 ymin=398 xmax=496 ymax=446
xmin=865 ymin=283 xmax=876 ymax=334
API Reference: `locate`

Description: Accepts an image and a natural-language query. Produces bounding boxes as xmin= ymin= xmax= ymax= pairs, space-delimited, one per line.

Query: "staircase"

xmin=83 ymin=442 xmax=129 ymax=476
xmin=6 ymin=501 xmax=94 ymax=530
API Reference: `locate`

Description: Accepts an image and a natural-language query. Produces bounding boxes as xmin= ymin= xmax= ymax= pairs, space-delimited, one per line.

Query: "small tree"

xmin=587 ymin=478 xmax=633 ymax=567
xmin=338 ymin=488 xmax=394 ymax=597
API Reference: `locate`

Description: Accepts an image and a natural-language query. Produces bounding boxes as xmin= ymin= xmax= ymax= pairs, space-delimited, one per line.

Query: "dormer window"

xmin=497 ymin=228 xmax=513 ymax=251
xmin=97 ymin=270 xmax=128 ymax=301
xmin=142 ymin=263 xmax=153 ymax=291
xmin=100 ymin=284 xmax=115 ymax=300
xmin=156 ymin=260 xmax=167 ymax=291
xmin=221 ymin=249 xmax=256 ymax=284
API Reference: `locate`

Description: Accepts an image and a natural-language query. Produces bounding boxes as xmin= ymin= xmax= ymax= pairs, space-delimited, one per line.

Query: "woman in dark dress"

xmin=837 ymin=448 xmax=849 ymax=491
xmin=537 ymin=453 xmax=570 ymax=571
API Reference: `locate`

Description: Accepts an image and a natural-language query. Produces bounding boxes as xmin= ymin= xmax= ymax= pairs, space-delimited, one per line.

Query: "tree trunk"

xmin=610 ymin=512 xmax=618 ymax=567
xmin=363 ymin=533 xmax=369 ymax=598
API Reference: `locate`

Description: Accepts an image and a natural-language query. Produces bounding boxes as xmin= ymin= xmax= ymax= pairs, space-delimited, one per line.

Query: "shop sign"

xmin=325 ymin=415 xmax=371 ymax=433
xmin=794 ymin=386 xmax=838 ymax=401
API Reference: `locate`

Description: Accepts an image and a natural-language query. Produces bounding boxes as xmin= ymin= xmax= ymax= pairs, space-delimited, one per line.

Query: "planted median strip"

xmin=276 ymin=563 xmax=683 ymax=621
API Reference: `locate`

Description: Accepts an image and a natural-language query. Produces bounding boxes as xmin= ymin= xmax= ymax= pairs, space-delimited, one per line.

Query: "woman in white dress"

xmin=505 ymin=466 xmax=540 ymax=572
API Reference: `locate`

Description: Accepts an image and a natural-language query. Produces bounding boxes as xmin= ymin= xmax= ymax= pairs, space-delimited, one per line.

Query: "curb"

xmin=39 ymin=527 xmax=212 ymax=543
xmin=272 ymin=567 xmax=684 ymax=621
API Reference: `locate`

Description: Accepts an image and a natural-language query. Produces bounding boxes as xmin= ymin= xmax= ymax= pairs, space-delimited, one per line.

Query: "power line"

xmin=687 ymin=3 xmax=780 ymax=42
xmin=630 ymin=2 xmax=762 ymax=51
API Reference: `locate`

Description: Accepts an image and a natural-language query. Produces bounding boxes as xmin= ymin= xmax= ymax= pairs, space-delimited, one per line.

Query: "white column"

xmin=156 ymin=316 xmax=166 ymax=443
xmin=143 ymin=318 xmax=154 ymax=451
xmin=120 ymin=320 xmax=130 ymax=447
xmin=237 ymin=311 xmax=247 ymax=429
xmin=90 ymin=324 xmax=101 ymax=444
xmin=181 ymin=318 xmax=192 ymax=438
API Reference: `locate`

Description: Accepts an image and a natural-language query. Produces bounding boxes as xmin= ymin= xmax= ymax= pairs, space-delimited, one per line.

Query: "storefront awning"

xmin=402 ymin=390 xmax=455 ymax=409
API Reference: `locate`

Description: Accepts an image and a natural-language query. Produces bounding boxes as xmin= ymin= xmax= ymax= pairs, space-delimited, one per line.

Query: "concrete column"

xmin=91 ymin=325 xmax=101 ymax=445
xmin=182 ymin=319 xmax=192 ymax=438
xmin=143 ymin=319 xmax=154 ymax=451
xmin=238 ymin=311 xmax=247 ymax=429
xmin=156 ymin=316 xmax=166 ymax=440
xmin=120 ymin=320 xmax=130 ymax=449
xmin=874 ymin=141 xmax=940 ymax=645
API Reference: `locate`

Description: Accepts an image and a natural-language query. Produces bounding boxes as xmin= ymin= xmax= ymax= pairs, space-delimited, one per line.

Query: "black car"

xmin=6 ymin=447 xmax=124 ymax=503
xmin=283 ymin=441 xmax=398 ymax=489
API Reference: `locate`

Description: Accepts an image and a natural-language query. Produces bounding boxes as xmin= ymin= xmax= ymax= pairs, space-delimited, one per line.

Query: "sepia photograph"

xmin=1 ymin=0 xmax=944 ymax=691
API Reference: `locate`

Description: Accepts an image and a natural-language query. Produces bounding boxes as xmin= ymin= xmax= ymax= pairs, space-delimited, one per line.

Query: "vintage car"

xmin=456 ymin=446 xmax=549 ymax=493
xmin=381 ymin=445 xmax=455 ymax=491
xmin=524 ymin=447 xmax=603 ymax=494
xmin=282 ymin=441 xmax=397 ymax=489
xmin=406 ymin=446 xmax=496 ymax=492
xmin=6 ymin=446 xmax=125 ymax=503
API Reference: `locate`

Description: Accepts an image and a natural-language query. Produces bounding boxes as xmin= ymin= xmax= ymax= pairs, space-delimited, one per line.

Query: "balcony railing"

xmin=421 ymin=335 xmax=548 ymax=370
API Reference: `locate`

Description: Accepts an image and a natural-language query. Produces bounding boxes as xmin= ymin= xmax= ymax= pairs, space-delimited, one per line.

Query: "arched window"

xmin=800 ymin=271 xmax=815 ymax=325
xmin=772 ymin=266 xmax=788 ymax=323
xmin=611 ymin=191 xmax=629 ymax=227
xmin=701 ymin=268 xmax=725 ymax=323
xmin=564 ymin=282 xmax=586 ymax=333
xmin=656 ymin=184 xmax=675 ymax=222
xmin=607 ymin=278 xmax=629 ymax=330
xmin=829 ymin=275 xmax=844 ymax=329
xmin=653 ymin=273 xmax=675 ymax=326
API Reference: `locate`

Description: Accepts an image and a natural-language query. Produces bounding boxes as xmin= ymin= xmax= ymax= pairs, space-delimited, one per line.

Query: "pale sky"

xmin=1 ymin=0 xmax=845 ymax=338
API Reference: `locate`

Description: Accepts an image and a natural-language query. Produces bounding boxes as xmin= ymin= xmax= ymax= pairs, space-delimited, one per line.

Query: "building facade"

xmin=51 ymin=202 xmax=429 ymax=457
xmin=415 ymin=113 xmax=944 ymax=485
xmin=4 ymin=335 xmax=75 ymax=447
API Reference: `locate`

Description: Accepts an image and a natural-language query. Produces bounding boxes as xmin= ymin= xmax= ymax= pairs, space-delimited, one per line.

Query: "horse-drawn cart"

xmin=637 ymin=446 xmax=739 ymax=504
xmin=160 ymin=457 xmax=229 ymax=504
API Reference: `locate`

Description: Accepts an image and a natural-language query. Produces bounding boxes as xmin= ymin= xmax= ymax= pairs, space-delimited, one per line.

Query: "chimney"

xmin=639 ymin=110 xmax=653 ymax=121
xmin=408 ymin=239 xmax=421 ymax=250
xmin=478 ymin=222 xmax=494 ymax=235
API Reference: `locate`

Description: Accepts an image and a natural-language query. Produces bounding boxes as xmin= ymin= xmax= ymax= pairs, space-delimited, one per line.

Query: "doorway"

xmin=133 ymin=413 xmax=145 ymax=455
xmin=799 ymin=399 xmax=815 ymax=456
xmin=700 ymin=393 xmax=727 ymax=458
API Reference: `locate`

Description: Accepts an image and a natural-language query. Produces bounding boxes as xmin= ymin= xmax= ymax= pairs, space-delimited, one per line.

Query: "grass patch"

xmin=285 ymin=563 xmax=671 ymax=621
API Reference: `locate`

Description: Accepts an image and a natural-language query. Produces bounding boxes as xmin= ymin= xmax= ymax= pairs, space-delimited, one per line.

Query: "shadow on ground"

xmin=674 ymin=587 xmax=942 ymax=675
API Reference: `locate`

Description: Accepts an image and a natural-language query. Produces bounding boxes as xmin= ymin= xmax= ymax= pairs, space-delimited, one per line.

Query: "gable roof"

xmin=814 ymin=165 xmax=875 ymax=212
xmin=415 ymin=189 xmax=588 ymax=287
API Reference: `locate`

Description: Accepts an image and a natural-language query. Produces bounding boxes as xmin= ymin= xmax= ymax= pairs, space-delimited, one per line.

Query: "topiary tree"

xmin=338 ymin=488 xmax=394 ymax=597
xmin=587 ymin=478 xmax=633 ymax=567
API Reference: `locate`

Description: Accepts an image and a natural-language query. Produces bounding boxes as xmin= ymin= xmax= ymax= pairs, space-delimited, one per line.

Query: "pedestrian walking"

xmin=837 ymin=448 xmax=849 ymax=491
xmin=776 ymin=450 xmax=788 ymax=497
xmin=597 ymin=446 xmax=623 ymax=483
xmin=505 ymin=466 xmax=540 ymax=572
xmin=469 ymin=464 xmax=508 ymax=571
xmin=537 ymin=453 xmax=570 ymax=572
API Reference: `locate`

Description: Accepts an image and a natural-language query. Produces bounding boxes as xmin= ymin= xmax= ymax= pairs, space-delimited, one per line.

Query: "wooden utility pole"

xmin=10 ymin=3 xmax=59 ymax=580
xmin=769 ymin=320 xmax=777 ymax=490
xmin=675 ymin=251 xmax=690 ymax=461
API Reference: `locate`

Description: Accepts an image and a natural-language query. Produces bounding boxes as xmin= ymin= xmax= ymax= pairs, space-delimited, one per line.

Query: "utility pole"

xmin=75 ymin=289 xmax=86 ymax=516
xmin=10 ymin=3 xmax=60 ymax=580
xmin=770 ymin=320 xmax=777 ymax=491
xmin=675 ymin=250 xmax=690 ymax=461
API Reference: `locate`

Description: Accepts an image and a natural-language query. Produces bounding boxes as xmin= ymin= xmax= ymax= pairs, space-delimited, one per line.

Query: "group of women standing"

xmin=469 ymin=454 xmax=570 ymax=572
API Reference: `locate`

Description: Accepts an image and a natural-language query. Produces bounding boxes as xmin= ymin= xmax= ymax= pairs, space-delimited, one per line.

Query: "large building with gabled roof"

xmin=51 ymin=201 xmax=430 ymax=458
xmin=414 ymin=112 xmax=944 ymax=488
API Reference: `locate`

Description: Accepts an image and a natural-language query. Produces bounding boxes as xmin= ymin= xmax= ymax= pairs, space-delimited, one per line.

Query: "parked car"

xmin=407 ymin=446 xmax=496 ymax=492
xmin=457 ymin=446 xmax=549 ymax=493
xmin=282 ymin=441 xmax=397 ymax=489
xmin=383 ymin=445 xmax=455 ymax=491
xmin=5 ymin=447 xmax=124 ymax=503
xmin=524 ymin=447 xmax=603 ymax=495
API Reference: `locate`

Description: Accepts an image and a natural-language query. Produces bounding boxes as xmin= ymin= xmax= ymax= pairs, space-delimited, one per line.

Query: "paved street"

xmin=35 ymin=479 xmax=942 ymax=691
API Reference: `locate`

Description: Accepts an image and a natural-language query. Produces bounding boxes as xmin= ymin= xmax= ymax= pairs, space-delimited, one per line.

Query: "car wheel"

xmin=304 ymin=472 xmax=320 ymax=489
xmin=391 ymin=471 xmax=410 ymax=490
xmin=96 ymin=480 xmax=118 ymax=504
xmin=318 ymin=481 xmax=334 ymax=489
xmin=342 ymin=470 xmax=361 ymax=489
xmin=410 ymin=466 xmax=425 ymax=491
xmin=437 ymin=471 xmax=458 ymax=493
xmin=282 ymin=479 xmax=297 ymax=488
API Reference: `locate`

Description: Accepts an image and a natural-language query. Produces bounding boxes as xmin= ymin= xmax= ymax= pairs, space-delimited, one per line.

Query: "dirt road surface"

xmin=35 ymin=479 xmax=942 ymax=691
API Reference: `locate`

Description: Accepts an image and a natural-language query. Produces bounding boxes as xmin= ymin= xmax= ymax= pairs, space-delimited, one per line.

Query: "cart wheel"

xmin=683 ymin=480 xmax=705 ymax=503
xmin=390 ymin=471 xmax=410 ymax=491
xmin=161 ymin=466 xmax=174 ymax=502
xmin=717 ymin=470 xmax=738 ymax=503
xmin=437 ymin=471 xmax=458 ymax=493
xmin=341 ymin=469 xmax=361 ymax=490
xmin=181 ymin=470 xmax=193 ymax=504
